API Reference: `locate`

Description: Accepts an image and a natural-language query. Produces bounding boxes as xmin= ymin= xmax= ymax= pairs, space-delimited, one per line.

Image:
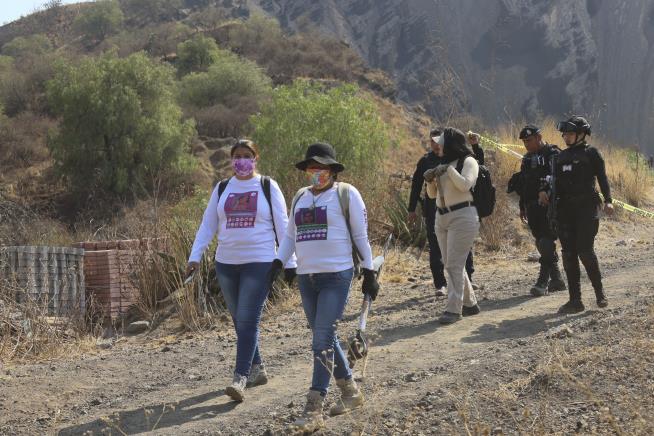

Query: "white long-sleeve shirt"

xmin=426 ymin=156 xmax=479 ymax=208
xmin=188 ymin=175 xmax=295 ymax=266
xmin=276 ymin=183 xmax=374 ymax=274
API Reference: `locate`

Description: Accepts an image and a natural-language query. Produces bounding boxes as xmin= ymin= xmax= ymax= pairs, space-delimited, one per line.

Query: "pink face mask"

xmin=232 ymin=158 xmax=256 ymax=177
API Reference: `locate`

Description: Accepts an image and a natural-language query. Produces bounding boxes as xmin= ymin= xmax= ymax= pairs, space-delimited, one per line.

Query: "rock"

xmin=96 ymin=339 xmax=114 ymax=350
xmin=126 ymin=321 xmax=150 ymax=335
xmin=576 ymin=419 xmax=588 ymax=432
xmin=492 ymin=427 xmax=503 ymax=435
xmin=546 ymin=324 xmax=573 ymax=339
xmin=615 ymin=240 xmax=627 ymax=246
xmin=160 ymin=345 xmax=172 ymax=352
xmin=287 ymin=401 xmax=295 ymax=408
xmin=188 ymin=374 xmax=203 ymax=381
xmin=89 ymin=398 xmax=101 ymax=406
xmin=517 ymin=339 xmax=528 ymax=346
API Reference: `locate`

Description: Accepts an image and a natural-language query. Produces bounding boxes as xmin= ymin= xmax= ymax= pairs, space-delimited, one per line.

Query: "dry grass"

xmin=0 ymin=275 xmax=100 ymax=363
xmin=495 ymin=118 xmax=654 ymax=209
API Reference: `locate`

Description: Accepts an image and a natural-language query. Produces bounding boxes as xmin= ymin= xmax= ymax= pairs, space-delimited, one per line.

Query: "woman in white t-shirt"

xmin=186 ymin=139 xmax=295 ymax=402
xmin=424 ymin=127 xmax=481 ymax=324
xmin=270 ymin=142 xmax=379 ymax=433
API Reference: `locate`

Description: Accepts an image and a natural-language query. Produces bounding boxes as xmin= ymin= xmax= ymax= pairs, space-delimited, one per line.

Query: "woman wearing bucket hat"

xmin=270 ymin=142 xmax=379 ymax=432
xmin=186 ymin=139 xmax=296 ymax=402
xmin=424 ymin=127 xmax=481 ymax=324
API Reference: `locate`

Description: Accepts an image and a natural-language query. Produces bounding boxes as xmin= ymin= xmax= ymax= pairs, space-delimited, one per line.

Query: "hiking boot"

xmin=435 ymin=286 xmax=447 ymax=297
xmin=225 ymin=374 xmax=247 ymax=402
xmin=291 ymin=390 xmax=325 ymax=432
xmin=548 ymin=264 xmax=567 ymax=293
xmin=558 ymin=300 xmax=585 ymax=314
xmin=247 ymin=363 xmax=268 ymax=387
xmin=438 ymin=311 xmax=462 ymax=324
xmin=530 ymin=264 xmax=550 ymax=297
xmin=329 ymin=378 xmax=364 ymax=416
xmin=462 ymin=304 xmax=480 ymax=317
xmin=595 ymin=289 xmax=608 ymax=308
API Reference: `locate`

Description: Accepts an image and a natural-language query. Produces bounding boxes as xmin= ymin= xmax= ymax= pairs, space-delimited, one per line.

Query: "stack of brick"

xmin=0 ymin=246 xmax=85 ymax=316
xmin=72 ymin=239 xmax=167 ymax=320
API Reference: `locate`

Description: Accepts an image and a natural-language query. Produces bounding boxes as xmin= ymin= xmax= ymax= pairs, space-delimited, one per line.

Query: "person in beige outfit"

xmin=424 ymin=127 xmax=481 ymax=324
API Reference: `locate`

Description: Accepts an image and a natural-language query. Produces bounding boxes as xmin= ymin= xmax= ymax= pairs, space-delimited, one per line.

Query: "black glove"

xmin=283 ymin=268 xmax=297 ymax=285
xmin=267 ymin=259 xmax=283 ymax=289
xmin=361 ymin=268 xmax=380 ymax=301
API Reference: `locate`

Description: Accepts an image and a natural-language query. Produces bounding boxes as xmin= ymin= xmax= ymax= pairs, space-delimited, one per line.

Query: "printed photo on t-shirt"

xmin=296 ymin=206 xmax=328 ymax=241
xmin=225 ymin=191 xmax=258 ymax=228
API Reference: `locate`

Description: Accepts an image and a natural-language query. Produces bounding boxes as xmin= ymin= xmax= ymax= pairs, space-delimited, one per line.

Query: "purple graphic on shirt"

xmin=295 ymin=206 xmax=328 ymax=241
xmin=225 ymin=191 xmax=258 ymax=228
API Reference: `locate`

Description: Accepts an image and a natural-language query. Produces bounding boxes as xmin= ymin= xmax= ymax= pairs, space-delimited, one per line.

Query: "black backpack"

xmin=456 ymin=157 xmax=496 ymax=218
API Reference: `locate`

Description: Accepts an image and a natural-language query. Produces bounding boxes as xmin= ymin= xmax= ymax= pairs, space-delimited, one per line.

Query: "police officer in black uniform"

xmin=408 ymin=128 xmax=474 ymax=296
xmin=516 ymin=125 xmax=567 ymax=296
xmin=539 ymin=116 xmax=613 ymax=313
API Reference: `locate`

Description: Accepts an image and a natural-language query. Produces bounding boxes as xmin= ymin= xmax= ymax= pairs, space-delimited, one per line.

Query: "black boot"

xmin=530 ymin=264 xmax=550 ymax=297
xmin=579 ymin=251 xmax=607 ymax=308
xmin=559 ymin=251 xmax=584 ymax=314
xmin=548 ymin=262 xmax=567 ymax=293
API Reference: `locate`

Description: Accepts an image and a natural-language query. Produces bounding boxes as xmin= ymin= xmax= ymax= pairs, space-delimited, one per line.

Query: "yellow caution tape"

xmin=478 ymin=135 xmax=654 ymax=219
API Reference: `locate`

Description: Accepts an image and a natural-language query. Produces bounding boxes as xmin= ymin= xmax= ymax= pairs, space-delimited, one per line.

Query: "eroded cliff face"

xmin=251 ymin=0 xmax=654 ymax=152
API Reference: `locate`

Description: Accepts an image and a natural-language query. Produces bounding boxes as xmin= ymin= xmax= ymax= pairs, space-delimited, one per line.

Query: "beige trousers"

xmin=435 ymin=206 xmax=480 ymax=314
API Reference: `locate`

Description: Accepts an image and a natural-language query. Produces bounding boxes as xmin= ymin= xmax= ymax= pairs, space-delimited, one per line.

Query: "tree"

xmin=250 ymin=80 xmax=390 ymax=196
xmin=47 ymin=52 xmax=195 ymax=199
xmin=176 ymin=34 xmax=221 ymax=76
xmin=73 ymin=0 xmax=124 ymax=43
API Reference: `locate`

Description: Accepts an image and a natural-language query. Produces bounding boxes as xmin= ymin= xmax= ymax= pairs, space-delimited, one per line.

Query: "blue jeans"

xmin=297 ymin=269 xmax=354 ymax=395
xmin=215 ymin=261 xmax=272 ymax=377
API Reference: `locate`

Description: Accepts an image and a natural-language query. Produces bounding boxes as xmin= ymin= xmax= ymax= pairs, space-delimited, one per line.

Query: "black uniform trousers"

xmin=525 ymin=201 xmax=558 ymax=270
xmin=424 ymin=198 xmax=474 ymax=288
xmin=557 ymin=197 xmax=603 ymax=299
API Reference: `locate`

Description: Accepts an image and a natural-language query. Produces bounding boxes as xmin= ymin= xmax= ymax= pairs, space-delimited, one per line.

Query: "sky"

xmin=0 ymin=0 xmax=91 ymax=26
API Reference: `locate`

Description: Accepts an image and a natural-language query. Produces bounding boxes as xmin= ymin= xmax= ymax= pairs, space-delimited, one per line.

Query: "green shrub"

xmin=179 ymin=52 xmax=271 ymax=136
xmin=176 ymin=34 xmax=221 ymax=76
xmin=73 ymin=0 xmax=124 ymax=43
xmin=46 ymin=52 xmax=196 ymax=200
xmin=250 ymin=80 xmax=390 ymax=198
xmin=121 ymin=0 xmax=182 ymax=23
xmin=1 ymin=35 xmax=52 ymax=59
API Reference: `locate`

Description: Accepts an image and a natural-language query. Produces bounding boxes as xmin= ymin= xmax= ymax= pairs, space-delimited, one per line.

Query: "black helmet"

xmin=519 ymin=124 xmax=541 ymax=140
xmin=556 ymin=116 xmax=591 ymax=135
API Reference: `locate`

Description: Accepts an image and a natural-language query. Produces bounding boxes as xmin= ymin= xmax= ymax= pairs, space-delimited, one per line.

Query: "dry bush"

xmin=0 ymin=111 xmax=53 ymax=168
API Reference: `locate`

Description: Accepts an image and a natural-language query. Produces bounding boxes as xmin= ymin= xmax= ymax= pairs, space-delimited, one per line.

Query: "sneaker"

xmin=462 ymin=304 xmax=480 ymax=317
xmin=438 ymin=311 xmax=462 ymax=324
xmin=247 ymin=363 xmax=268 ymax=387
xmin=225 ymin=374 xmax=247 ymax=402
xmin=530 ymin=282 xmax=549 ymax=297
xmin=291 ymin=390 xmax=325 ymax=432
xmin=329 ymin=378 xmax=364 ymax=416
xmin=595 ymin=289 xmax=608 ymax=308
xmin=558 ymin=300 xmax=585 ymax=314
xmin=435 ymin=286 xmax=447 ymax=297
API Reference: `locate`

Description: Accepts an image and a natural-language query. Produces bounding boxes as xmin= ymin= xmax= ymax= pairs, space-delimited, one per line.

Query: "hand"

xmin=604 ymin=202 xmax=614 ymax=215
xmin=519 ymin=209 xmax=528 ymax=224
xmin=407 ymin=211 xmax=418 ymax=224
xmin=283 ymin=268 xmax=297 ymax=285
xmin=361 ymin=268 xmax=380 ymax=301
xmin=267 ymin=259 xmax=283 ymax=289
xmin=423 ymin=168 xmax=437 ymax=183
xmin=433 ymin=164 xmax=449 ymax=177
xmin=185 ymin=262 xmax=199 ymax=279
xmin=538 ymin=191 xmax=550 ymax=206
xmin=467 ymin=131 xmax=480 ymax=145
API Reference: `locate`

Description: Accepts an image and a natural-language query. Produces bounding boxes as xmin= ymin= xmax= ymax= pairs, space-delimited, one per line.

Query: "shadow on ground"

xmin=57 ymin=390 xmax=236 ymax=435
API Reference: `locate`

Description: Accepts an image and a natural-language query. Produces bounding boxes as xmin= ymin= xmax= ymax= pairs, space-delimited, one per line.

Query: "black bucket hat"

xmin=295 ymin=142 xmax=345 ymax=172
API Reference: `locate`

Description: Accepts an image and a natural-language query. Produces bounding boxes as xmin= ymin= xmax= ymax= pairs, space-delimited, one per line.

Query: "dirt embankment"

xmin=1 ymin=215 xmax=653 ymax=435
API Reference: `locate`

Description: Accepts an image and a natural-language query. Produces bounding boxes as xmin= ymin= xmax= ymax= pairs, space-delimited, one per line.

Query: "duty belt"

xmin=437 ymin=201 xmax=474 ymax=215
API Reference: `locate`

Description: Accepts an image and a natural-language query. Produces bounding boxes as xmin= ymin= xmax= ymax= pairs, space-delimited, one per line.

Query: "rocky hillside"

xmin=251 ymin=0 xmax=654 ymax=153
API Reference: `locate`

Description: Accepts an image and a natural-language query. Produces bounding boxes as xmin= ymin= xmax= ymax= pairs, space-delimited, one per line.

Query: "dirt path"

xmin=1 ymin=218 xmax=653 ymax=435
